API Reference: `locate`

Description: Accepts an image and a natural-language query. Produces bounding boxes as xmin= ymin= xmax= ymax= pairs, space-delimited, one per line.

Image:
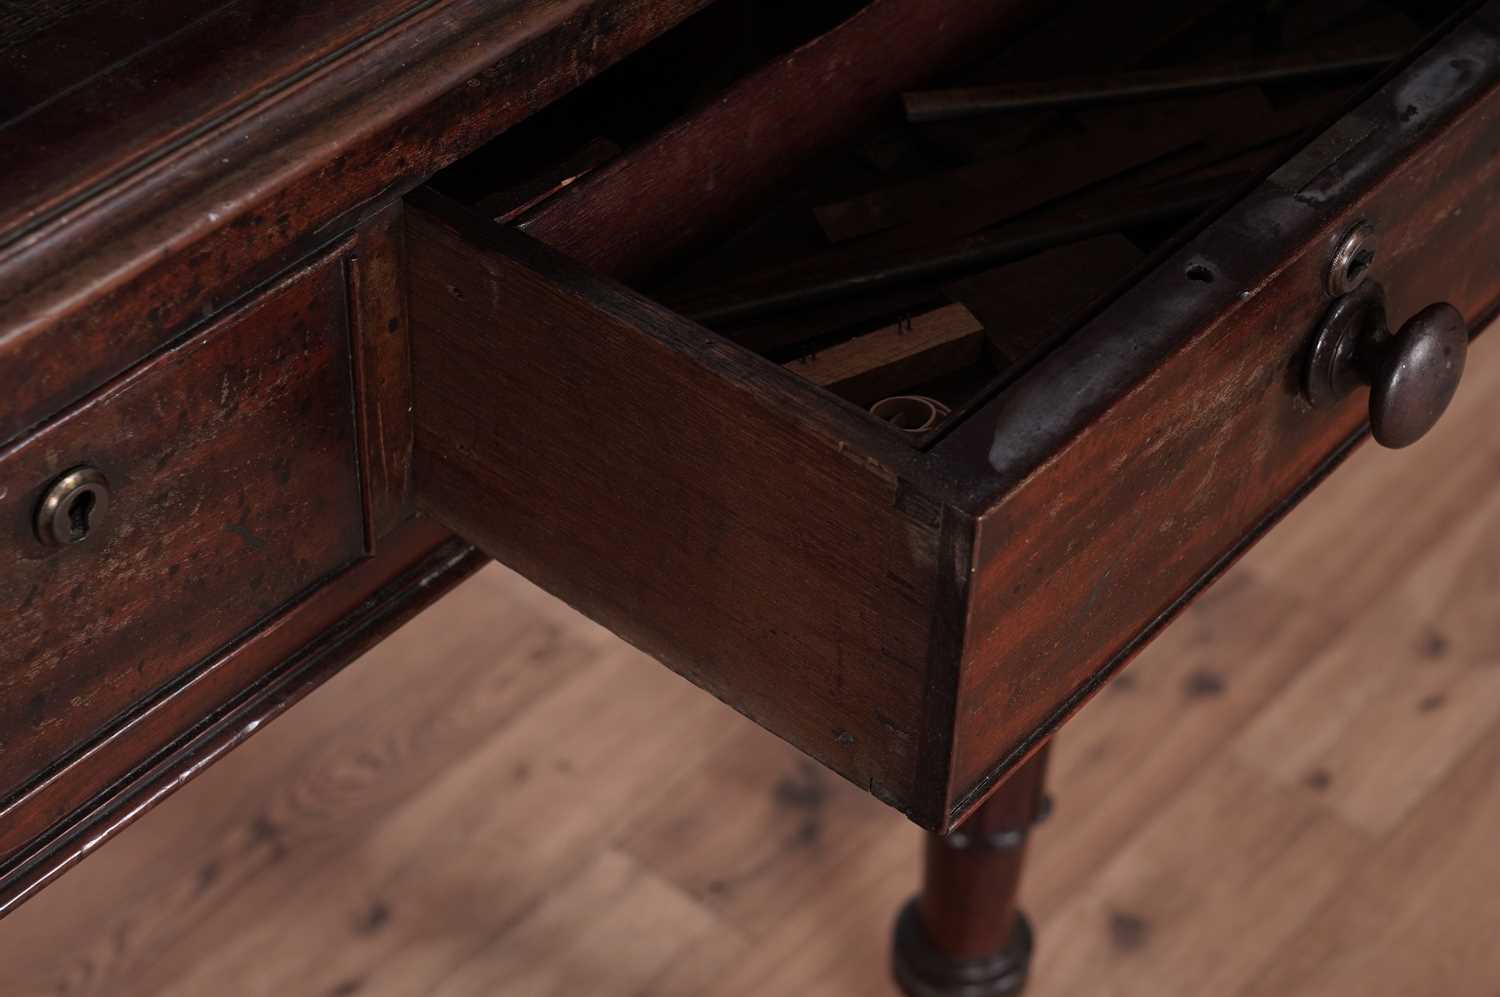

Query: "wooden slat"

xmin=1234 ymin=466 xmax=1500 ymax=833
xmin=1032 ymin=756 xmax=1371 ymax=996
xmin=1242 ymin=711 xmax=1500 ymax=995
xmin=481 ymin=137 xmax=621 ymax=224
xmin=519 ymin=0 xmax=1053 ymax=281
xmin=901 ymin=45 xmax=1400 ymax=121
xmin=667 ymin=171 xmax=1239 ymax=327
xmin=781 ymin=303 xmax=984 ymax=404
xmin=346 ymin=202 xmax=415 ymax=545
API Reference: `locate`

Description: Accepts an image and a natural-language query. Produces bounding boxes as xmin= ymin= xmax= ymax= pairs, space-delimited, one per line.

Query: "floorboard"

xmin=3 ymin=341 xmax=1496 ymax=996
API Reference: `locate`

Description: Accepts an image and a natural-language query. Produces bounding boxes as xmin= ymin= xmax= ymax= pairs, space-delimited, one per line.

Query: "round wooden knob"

xmin=1305 ymin=283 xmax=1468 ymax=449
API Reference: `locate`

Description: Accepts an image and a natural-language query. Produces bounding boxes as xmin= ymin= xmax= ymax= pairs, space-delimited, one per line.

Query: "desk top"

xmin=0 ymin=0 xmax=708 ymax=444
xmin=3 ymin=1 xmax=440 ymax=247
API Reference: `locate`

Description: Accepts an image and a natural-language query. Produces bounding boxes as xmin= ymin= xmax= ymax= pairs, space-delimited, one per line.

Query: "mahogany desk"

xmin=0 ymin=2 xmax=1492 ymax=993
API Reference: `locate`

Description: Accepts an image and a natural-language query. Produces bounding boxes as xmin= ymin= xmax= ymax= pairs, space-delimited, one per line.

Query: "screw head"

xmin=1328 ymin=220 xmax=1377 ymax=297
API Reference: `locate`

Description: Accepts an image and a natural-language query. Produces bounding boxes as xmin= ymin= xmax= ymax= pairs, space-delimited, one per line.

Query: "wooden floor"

xmin=7 ymin=335 xmax=1500 ymax=996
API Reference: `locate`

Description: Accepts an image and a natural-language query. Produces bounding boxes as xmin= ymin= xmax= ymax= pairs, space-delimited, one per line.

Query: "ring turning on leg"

xmin=891 ymin=745 xmax=1051 ymax=997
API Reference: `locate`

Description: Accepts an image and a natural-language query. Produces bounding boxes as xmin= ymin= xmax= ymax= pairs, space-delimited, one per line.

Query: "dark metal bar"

xmin=903 ymin=47 xmax=1401 ymax=123
xmin=480 ymin=138 xmax=621 ymax=224
xmin=677 ymin=173 xmax=1246 ymax=327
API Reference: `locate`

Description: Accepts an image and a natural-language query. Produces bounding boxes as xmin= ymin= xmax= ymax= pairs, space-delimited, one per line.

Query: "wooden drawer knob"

xmin=1305 ymin=281 xmax=1468 ymax=448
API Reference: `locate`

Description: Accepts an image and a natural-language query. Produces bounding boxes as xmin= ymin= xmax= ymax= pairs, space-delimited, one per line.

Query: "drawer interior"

xmin=431 ymin=0 xmax=1465 ymax=442
xmin=409 ymin=0 xmax=1493 ymax=829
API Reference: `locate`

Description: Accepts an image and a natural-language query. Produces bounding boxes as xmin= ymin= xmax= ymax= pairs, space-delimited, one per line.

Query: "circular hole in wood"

xmin=67 ymin=490 xmax=96 ymax=540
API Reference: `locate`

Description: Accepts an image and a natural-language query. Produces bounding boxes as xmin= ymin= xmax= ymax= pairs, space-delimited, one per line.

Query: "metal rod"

xmin=678 ymin=173 xmax=1246 ymax=327
xmin=903 ymin=47 xmax=1401 ymax=123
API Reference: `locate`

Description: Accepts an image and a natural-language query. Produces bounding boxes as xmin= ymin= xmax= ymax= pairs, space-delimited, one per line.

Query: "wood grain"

xmin=618 ymin=723 xmax=895 ymax=940
xmin=0 ymin=1 xmax=714 ymax=897
xmin=936 ymin=8 xmax=1500 ymax=822
xmin=0 ymin=247 xmax=364 ymax=807
xmin=0 ymin=520 xmax=476 ymax=906
xmin=1241 ymin=712 xmax=1500 ymax=996
xmin=781 ymin=303 xmax=983 ymax=404
xmin=346 ymin=201 xmax=415 ymax=545
xmin=407 ymin=191 xmax=951 ymax=817
xmin=519 ymin=0 xmax=1053 ymax=282
xmin=1241 ymin=343 xmax=1500 ymax=622
xmin=0 ymin=0 xmax=712 ymax=446
xmin=149 ymin=622 xmax=744 ymax=997
xmin=1018 ymin=568 xmax=1348 ymax=922
xmin=1033 ymin=755 xmax=1370 ymax=996
xmin=7 ymin=342 xmax=1500 ymax=994
xmin=1234 ymin=467 xmax=1500 ymax=833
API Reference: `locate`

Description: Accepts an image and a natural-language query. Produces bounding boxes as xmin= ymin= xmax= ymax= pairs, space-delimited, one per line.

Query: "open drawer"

xmin=404 ymin=0 xmax=1500 ymax=831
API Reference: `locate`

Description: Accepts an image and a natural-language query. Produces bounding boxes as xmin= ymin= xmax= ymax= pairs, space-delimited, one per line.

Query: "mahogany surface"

xmin=346 ymin=202 xmax=417 ymax=543
xmin=0 ymin=523 xmax=482 ymax=914
xmin=407 ymin=195 xmax=949 ymax=811
xmin=0 ymin=0 xmax=708 ymax=912
xmin=0 ymin=0 xmax=711 ymax=446
xmin=402 ymin=4 xmax=1500 ymax=831
xmin=0 ymin=247 xmax=365 ymax=808
xmin=4 ymin=6 xmax=1500 ymax=996
xmin=938 ymin=6 xmax=1500 ymax=816
xmin=893 ymin=746 xmax=1051 ymax=997
xmin=519 ymin=0 xmax=1052 ymax=282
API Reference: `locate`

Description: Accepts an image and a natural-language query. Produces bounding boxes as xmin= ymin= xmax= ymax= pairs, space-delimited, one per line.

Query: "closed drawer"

xmin=0 ymin=250 xmax=365 ymax=803
xmin=406 ymin=1 xmax=1500 ymax=829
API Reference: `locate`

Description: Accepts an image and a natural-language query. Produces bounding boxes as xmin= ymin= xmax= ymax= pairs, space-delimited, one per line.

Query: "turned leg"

xmin=892 ymin=745 xmax=1051 ymax=997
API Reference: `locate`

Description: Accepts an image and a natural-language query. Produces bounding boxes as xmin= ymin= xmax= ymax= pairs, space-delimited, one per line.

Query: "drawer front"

xmin=0 ymin=251 xmax=365 ymax=802
xmin=937 ymin=7 xmax=1500 ymax=817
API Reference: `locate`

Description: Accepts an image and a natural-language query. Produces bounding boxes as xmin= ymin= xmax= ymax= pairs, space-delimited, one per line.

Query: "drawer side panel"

xmin=407 ymin=202 xmax=943 ymax=814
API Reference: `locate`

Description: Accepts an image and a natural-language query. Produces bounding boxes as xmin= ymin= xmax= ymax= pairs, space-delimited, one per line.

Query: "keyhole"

xmin=67 ymin=490 xmax=96 ymax=540
xmin=1343 ymin=248 xmax=1375 ymax=289
xmin=34 ymin=466 xmax=110 ymax=547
